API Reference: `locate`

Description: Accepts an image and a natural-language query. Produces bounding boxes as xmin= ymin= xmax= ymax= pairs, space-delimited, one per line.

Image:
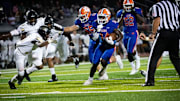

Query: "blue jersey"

xmin=116 ymin=7 xmax=142 ymax=33
xmin=75 ymin=13 xmax=97 ymax=35
xmin=92 ymin=20 xmax=119 ymax=41
xmin=91 ymin=20 xmax=118 ymax=64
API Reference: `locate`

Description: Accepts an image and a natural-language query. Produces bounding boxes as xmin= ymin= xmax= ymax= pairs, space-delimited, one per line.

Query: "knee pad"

xmin=128 ymin=53 xmax=135 ymax=62
xmin=18 ymin=70 xmax=25 ymax=77
xmin=101 ymin=59 xmax=108 ymax=67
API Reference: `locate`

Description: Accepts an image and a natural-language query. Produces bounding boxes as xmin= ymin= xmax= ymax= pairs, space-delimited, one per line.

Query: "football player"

xmin=64 ymin=6 xmax=123 ymax=72
xmin=8 ymin=25 xmax=55 ymax=89
xmin=0 ymin=9 xmax=44 ymax=40
xmin=84 ymin=8 xmax=123 ymax=85
xmin=116 ymin=0 xmax=145 ymax=75
xmin=42 ymin=15 xmax=69 ymax=82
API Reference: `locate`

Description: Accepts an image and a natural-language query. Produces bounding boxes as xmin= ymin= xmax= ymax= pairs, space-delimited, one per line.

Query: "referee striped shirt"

xmin=150 ymin=0 xmax=180 ymax=31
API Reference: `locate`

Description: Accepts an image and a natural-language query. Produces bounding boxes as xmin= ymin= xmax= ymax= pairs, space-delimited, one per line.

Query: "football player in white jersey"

xmin=8 ymin=25 xmax=55 ymax=89
xmin=0 ymin=9 xmax=44 ymax=40
xmin=43 ymin=15 xmax=66 ymax=82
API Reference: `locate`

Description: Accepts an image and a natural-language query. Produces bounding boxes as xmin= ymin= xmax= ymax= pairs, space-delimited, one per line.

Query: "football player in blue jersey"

xmin=116 ymin=0 xmax=145 ymax=75
xmin=84 ymin=8 xmax=123 ymax=85
xmin=64 ymin=6 xmax=123 ymax=71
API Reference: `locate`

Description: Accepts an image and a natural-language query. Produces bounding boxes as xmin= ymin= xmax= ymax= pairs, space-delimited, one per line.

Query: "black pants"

xmin=146 ymin=30 xmax=180 ymax=83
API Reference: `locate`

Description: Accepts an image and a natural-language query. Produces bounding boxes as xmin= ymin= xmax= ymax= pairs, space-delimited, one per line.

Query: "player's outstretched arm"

xmin=0 ymin=33 xmax=12 ymax=40
xmin=0 ymin=29 xmax=20 ymax=40
xmin=64 ymin=25 xmax=79 ymax=33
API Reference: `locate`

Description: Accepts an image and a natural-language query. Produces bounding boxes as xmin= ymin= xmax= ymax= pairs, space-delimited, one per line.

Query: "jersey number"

xmin=124 ymin=16 xmax=134 ymax=26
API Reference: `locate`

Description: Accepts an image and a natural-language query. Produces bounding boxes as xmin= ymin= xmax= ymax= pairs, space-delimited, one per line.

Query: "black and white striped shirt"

xmin=151 ymin=0 xmax=180 ymax=31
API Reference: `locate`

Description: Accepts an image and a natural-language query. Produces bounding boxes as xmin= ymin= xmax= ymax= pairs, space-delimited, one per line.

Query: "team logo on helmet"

xmin=78 ymin=6 xmax=91 ymax=23
xmin=123 ymin=0 xmax=134 ymax=12
xmin=97 ymin=8 xmax=111 ymax=25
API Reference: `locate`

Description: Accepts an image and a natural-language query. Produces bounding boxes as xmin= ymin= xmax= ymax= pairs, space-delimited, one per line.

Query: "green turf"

xmin=0 ymin=57 xmax=180 ymax=101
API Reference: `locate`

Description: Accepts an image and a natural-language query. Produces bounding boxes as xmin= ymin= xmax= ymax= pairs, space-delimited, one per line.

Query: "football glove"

xmin=92 ymin=32 xmax=99 ymax=41
xmin=105 ymin=36 xmax=115 ymax=45
xmin=97 ymin=24 xmax=103 ymax=32
xmin=10 ymin=29 xmax=19 ymax=36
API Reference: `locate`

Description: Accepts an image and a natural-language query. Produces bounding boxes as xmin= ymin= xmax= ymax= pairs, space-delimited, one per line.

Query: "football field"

xmin=0 ymin=57 xmax=180 ymax=101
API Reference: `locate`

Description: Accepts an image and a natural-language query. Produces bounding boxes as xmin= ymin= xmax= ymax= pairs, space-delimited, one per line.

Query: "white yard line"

xmin=1 ymin=96 xmax=26 ymax=98
xmin=82 ymin=88 xmax=108 ymax=90
xmin=0 ymin=76 xmax=179 ymax=84
xmin=0 ymin=56 xmax=171 ymax=73
xmin=0 ymin=68 xmax=176 ymax=79
xmin=0 ymin=89 xmax=180 ymax=96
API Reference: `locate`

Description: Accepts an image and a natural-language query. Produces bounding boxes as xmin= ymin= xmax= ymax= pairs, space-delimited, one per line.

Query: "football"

xmin=109 ymin=32 xmax=117 ymax=40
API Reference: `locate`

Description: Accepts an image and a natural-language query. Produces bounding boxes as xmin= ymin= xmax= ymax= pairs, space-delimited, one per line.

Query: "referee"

xmin=143 ymin=0 xmax=180 ymax=86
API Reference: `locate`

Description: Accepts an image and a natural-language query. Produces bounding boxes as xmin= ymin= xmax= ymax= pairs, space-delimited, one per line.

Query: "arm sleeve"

xmin=151 ymin=4 xmax=161 ymax=19
xmin=135 ymin=7 xmax=143 ymax=16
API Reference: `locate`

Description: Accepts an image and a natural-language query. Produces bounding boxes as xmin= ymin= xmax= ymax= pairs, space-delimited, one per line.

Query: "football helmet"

xmin=97 ymin=8 xmax=111 ymax=25
xmin=38 ymin=25 xmax=50 ymax=40
xmin=78 ymin=6 xmax=91 ymax=23
xmin=123 ymin=0 xmax=134 ymax=12
xmin=45 ymin=15 xmax=54 ymax=29
xmin=25 ymin=9 xmax=38 ymax=25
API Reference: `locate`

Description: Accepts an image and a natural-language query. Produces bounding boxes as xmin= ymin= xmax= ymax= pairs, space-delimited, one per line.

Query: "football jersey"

xmin=75 ymin=13 xmax=97 ymax=37
xmin=92 ymin=20 xmax=119 ymax=41
xmin=49 ymin=23 xmax=64 ymax=40
xmin=16 ymin=18 xmax=45 ymax=36
xmin=16 ymin=33 xmax=44 ymax=54
xmin=116 ymin=7 xmax=142 ymax=33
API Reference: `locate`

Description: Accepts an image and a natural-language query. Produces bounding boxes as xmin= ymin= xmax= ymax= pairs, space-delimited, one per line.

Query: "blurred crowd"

xmin=0 ymin=0 xmax=161 ymax=68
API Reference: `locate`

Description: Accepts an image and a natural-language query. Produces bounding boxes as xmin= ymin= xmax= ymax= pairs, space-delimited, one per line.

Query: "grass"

xmin=0 ymin=57 xmax=180 ymax=101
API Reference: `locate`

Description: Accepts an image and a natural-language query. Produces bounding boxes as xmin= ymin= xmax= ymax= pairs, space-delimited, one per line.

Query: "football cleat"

xmin=142 ymin=82 xmax=155 ymax=86
xmin=8 ymin=80 xmax=16 ymax=89
xmin=24 ymin=70 xmax=31 ymax=81
xmin=83 ymin=79 xmax=93 ymax=85
xmin=140 ymin=70 xmax=147 ymax=77
xmin=129 ymin=69 xmax=138 ymax=75
xmin=74 ymin=57 xmax=79 ymax=69
xmin=99 ymin=73 xmax=109 ymax=80
xmin=48 ymin=74 xmax=58 ymax=82
xmin=115 ymin=55 xmax=123 ymax=69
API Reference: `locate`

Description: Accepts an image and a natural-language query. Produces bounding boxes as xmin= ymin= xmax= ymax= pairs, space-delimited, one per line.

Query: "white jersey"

xmin=16 ymin=33 xmax=44 ymax=55
xmin=45 ymin=23 xmax=64 ymax=58
xmin=14 ymin=18 xmax=45 ymax=36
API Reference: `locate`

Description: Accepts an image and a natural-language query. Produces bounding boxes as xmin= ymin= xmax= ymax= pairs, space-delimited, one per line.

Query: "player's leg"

xmin=9 ymin=49 xmax=26 ymax=89
xmin=127 ymin=33 xmax=139 ymax=75
xmin=84 ymin=45 xmax=102 ymax=85
xmin=109 ymin=55 xmax=123 ymax=69
xmin=25 ymin=48 xmax=44 ymax=81
xmin=88 ymin=39 xmax=101 ymax=71
xmin=46 ymin=44 xmax=58 ymax=82
xmin=99 ymin=48 xmax=114 ymax=80
xmin=47 ymin=58 xmax=58 ymax=82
